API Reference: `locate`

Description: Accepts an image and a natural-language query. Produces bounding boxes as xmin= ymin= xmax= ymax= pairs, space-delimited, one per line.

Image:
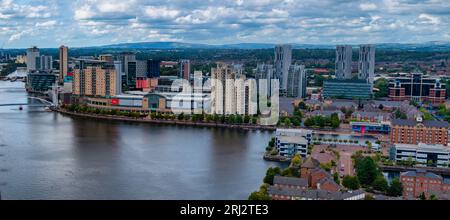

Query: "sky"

xmin=0 ymin=0 xmax=449 ymax=48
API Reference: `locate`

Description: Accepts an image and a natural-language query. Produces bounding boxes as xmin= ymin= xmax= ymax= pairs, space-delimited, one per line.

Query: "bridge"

xmin=0 ymin=97 xmax=54 ymax=107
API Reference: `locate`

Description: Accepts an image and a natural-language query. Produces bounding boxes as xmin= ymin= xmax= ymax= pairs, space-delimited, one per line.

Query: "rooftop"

xmin=324 ymin=79 xmax=370 ymax=84
xmin=273 ymin=176 xmax=308 ymax=187
xmin=352 ymin=111 xmax=391 ymax=118
xmin=278 ymin=136 xmax=308 ymax=144
xmin=267 ymin=186 xmax=365 ymax=200
xmin=401 ymin=170 xmax=443 ymax=180
xmin=391 ymin=119 xmax=449 ymax=128
xmin=302 ymin=157 xmax=321 ymax=169
xmin=394 ymin=143 xmax=450 ymax=152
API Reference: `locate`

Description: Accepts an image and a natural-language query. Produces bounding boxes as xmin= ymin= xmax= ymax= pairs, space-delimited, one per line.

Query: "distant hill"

xmin=98 ymin=41 xmax=450 ymax=51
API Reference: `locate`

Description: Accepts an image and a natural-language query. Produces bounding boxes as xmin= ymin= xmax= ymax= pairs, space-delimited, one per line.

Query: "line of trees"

xmin=152 ymin=112 xmax=259 ymax=125
xmin=63 ymin=104 xmax=141 ymax=118
xmin=63 ymin=104 xmax=260 ymax=125
xmin=304 ymin=113 xmax=340 ymax=128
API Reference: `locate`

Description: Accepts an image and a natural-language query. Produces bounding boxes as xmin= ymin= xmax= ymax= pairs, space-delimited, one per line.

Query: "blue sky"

xmin=0 ymin=0 xmax=449 ymax=48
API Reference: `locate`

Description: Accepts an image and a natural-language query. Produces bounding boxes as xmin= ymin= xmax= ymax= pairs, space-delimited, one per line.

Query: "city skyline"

xmin=0 ymin=0 xmax=449 ymax=48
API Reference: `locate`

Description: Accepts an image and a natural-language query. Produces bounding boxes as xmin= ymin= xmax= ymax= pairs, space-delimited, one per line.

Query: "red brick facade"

xmin=389 ymin=88 xmax=446 ymax=105
xmin=428 ymin=89 xmax=446 ymax=105
xmin=310 ymin=169 xmax=328 ymax=188
xmin=401 ymin=172 xmax=445 ymax=198
xmin=389 ymin=124 xmax=448 ymax=146
xmin=389 ymin=87 xmax=406 ymax=101
xmin=319 ymin=180 xmax=341 ymax=193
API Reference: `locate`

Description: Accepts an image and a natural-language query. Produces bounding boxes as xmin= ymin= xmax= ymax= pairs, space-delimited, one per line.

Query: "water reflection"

xmin=0 ymin=81 xmax=279 ymax=199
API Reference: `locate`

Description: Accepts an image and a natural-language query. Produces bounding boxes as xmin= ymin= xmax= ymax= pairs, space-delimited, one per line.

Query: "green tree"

xmin=429 ymin=194 xmax=438 ymax=200
xmin=314 ymin=74 xmax=325 ymax=87
xmin=248 ymin=191 xmax=271 ymax=200
xmin=316 ymin=116 xmax=325 ymax=128
xmin=356 ymin=157 xmax=380 ymax=186
xmin=304 ymin=118 xmax=314 ymax=127
xmin=394 ymin=110 xmax=407 ymax=119
xmin=387 ymin=178 xmax=403 ymax=197
xmin=268 ymin=137 xmax=276 ymax=148
xmin=284 ymin=118 xmax=292 ymax=126
xmin=291 ymin=117 xmax=301 ymax=127
xmin=263 ymin=167 xmax=281 ymax=185
xmin=330 ymin=113 xmax=340 ymax=128
xmin=290 ymin=155 xmax=302 ymax=167
xmin=177 ymin=113 xmax=185 ymax=120
xmin=298 ymin=102 xmax=307 ymax=110
xmin=372 ymin=175 xmax=388 ymax=192
xmin=374 ymin=78 xmax=389 ymax=98
xmin=342 ymin=175 xmax=361 ymax=190
xmin=364 ymin=194 xmax=375 ymax=200
xmin=251 ymin=117 xmax=257 ymax=124
xmin=281 ymin=167 xmax=298 ymax=177
xmin=418 ymin=192 xmax=427 ymax=200
xmin=244 ymin=115 xmax=251 ymax=123
xmin=333 ymin=172 xmax=340 ymax=185
xmin=236 ymin=114 xmax=243 ymax=124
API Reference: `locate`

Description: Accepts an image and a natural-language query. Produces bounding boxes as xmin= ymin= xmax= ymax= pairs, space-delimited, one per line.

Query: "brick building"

xmin=400 ymin=170 xmax=449 ymax=199
xmin=389 ymin=118 xmax=449 ymax=146
xmin=389 ymin=73 xmax=445 ymax=105
xmin=273 ymin=176 xmax=308 ymax=190
xmin=300 ymin=158 xmax=341 ymax=193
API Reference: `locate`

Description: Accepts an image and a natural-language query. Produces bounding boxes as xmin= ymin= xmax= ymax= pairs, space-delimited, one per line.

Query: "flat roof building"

xmin=390 ymin=143 xmax=450 ymax=167
xmin=323 ymin=79 xmax=372 ymax=100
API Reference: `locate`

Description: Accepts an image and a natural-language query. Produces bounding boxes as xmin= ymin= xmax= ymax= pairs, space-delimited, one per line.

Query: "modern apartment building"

xmin=26 ymin=46 xmax=40 ymax=72
xmin=389 ymin=73 xmax=446 ymax=105
xmin=255 ymin=64 xmax=275 ymax=98
xmin=235 ymin=78 xmax=257 ymax=116
xmin=180 ymin=59 xmax=191 ymax=81
xmin=358 ymin=44 xmax=375 ymax=86
xmin=73 ymin=60 xmax=119 ymax=98
xmin=286 ymin=64 xmax=307 ymax=98
xmin=36 ymin=55 xmax=53 ymax=72
xmin=336 ymin=45 xmax=353 ymax=79
xmin=26 ymin=72 xmax=57 ymax=92
xmin=275 ymin=44 xmax=292 ymax=92
xmin=211 ymin=63 xmax=241 ymax=115
xmin=389 ymin=118 xmax=449 ymax=146
xmin=390 ymin=143 xmax=450 ymax=167
xmin=118 ymin=52 xmax=136 ymax=86
xmin=147 ymin=59 xmax=161 ymax=78
xmin=59 ymin=45 xmax=68 ymax=83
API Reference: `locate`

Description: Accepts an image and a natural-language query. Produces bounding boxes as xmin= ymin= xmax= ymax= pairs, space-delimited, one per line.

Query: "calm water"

xmin=0 ymin=81 xmax=278 ymax=200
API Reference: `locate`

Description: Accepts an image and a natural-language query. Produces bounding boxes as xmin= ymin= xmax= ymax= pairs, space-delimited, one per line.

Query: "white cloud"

xmin=36 ymin=20 xmax=57 ymax=27
xmin=418 ymin=13 xmax=441 ymax=25
xmin=360 ymin=3 xmax=377 ymax=11
xmin=1 ymin=0 xmax=450 ymax=47
xmin=144 ymin=6 xmax=180 ymax=19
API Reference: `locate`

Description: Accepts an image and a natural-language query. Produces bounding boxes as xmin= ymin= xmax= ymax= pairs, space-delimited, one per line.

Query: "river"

xmin=0 ymin=81 xmax=279 ymax=200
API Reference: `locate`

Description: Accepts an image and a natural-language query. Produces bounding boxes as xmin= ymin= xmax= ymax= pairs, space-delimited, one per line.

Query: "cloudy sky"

xmin=0 ymin=0 xmax=449 ymax=48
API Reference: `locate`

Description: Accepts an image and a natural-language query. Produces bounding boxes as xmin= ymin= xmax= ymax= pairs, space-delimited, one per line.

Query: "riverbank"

xmin=52 ymin=107 xmax=278 ymax=131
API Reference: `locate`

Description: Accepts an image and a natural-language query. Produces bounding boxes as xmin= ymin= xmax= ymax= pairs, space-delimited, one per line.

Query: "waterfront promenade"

xmin=53 ymin=107 xmax=278 ymax=131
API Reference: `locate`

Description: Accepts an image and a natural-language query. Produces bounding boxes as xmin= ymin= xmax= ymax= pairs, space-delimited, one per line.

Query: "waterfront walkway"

xmin=53 ymin=108 xmax=278 ymax=131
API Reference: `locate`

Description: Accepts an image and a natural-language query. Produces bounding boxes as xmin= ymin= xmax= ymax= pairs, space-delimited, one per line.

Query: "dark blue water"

xmin=0 ymin=81 xmax=280 ymax=199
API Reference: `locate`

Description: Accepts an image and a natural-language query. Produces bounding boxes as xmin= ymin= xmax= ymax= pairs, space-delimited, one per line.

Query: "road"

xmin=340 ymin=151 xmax=353 ymax=176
